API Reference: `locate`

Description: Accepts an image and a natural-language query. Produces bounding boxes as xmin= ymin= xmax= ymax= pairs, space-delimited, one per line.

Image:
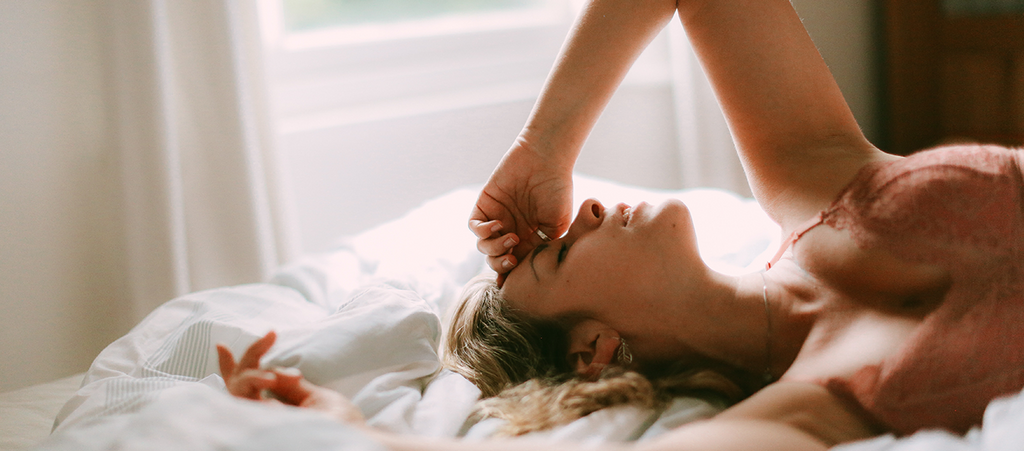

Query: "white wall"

xmin=281 ymin=82 xmax=681 ymax=250
xmin=792 ymin=0 xmax=883 ymax=145
xmin=0 ymin=0 xmax=132 ymax=392
xmin=0 ymin=0 xmax=880 ymax=392
xmin=280 ymin=1 xmax=884 ymax=250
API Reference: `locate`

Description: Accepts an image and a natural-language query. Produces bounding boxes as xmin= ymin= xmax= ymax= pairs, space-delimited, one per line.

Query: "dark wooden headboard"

xmin=885 ymin=0 xmax=1024 ymax=154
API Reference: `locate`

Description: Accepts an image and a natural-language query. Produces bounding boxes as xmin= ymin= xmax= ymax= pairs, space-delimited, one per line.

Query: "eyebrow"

xmin=528 ymin=243 xmax=548 ymax=282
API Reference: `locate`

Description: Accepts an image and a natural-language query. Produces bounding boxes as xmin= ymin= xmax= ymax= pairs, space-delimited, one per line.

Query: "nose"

xmin=570 ymin=199 xmax=604 ymax=232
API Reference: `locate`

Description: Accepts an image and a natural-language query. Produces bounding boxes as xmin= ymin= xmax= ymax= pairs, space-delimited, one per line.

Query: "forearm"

xmin=636 ymin=419 xmax=829 ymax=451
xmin=362 ymin=383 xmax=874 ymax=451
xmin=364 ymin=419 xmax=826 ymax=451
xmin=521 ymin=0 xmax=677 ymax=169
xmin=367 ymin=430 xmax=629 ymax=451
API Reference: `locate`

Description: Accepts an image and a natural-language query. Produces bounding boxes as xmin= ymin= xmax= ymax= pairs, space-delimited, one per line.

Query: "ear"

xmin=566 ymin=320 xmax=621 ymax=380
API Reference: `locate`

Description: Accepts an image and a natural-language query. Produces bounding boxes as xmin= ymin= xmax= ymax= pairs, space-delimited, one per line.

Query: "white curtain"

xmin=101 ymin=1 xmax=745 ymax=323
xmin=106 ymin=0 xmax=294 ymax=320
xmin=666 ymin=20 xmax=751 ymax=197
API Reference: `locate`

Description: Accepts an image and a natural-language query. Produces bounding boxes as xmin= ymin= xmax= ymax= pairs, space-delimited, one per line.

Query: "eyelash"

xmin=557 ymin=243 xmax=568 ymax=263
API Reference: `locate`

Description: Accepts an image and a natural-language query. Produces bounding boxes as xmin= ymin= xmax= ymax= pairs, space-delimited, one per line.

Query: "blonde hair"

xmin=442 ymin=274 xmax=763 ymax=436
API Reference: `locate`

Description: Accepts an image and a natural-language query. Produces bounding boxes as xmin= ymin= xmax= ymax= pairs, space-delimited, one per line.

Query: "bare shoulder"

xmin=635 ymin=382 xmax=884 ymax=451
xmin=716 ymin=381 xmax=884 ymax=446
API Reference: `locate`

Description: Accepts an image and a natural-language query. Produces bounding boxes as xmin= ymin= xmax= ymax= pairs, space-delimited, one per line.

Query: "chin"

xmin=656 ymin=198 xmax=691 ymax=217
xmin=651 ymin=199 xmax=697 ymax=236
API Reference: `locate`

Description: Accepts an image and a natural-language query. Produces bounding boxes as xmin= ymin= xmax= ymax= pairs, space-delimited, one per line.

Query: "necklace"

xmin=760 ymin=270 xmax=774 ymax=384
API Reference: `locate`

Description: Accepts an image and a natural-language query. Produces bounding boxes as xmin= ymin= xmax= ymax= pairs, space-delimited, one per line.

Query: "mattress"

xmin=0 ymin=374 xmax=83 ymax=451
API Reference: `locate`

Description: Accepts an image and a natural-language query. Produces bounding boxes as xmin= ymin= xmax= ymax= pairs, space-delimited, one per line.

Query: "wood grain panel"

xmin=943 ymin=15 xmax=1024 ymax=52
xmin=886 ymin=0 xmax=1024 ymax=152
xmin=885 ymin=0 xmax=943 ymax=154
xmin=1013 ymin=53 xmax=1024 ymax=137
xmin=941 ymin=52 xmax=1010 ymax=137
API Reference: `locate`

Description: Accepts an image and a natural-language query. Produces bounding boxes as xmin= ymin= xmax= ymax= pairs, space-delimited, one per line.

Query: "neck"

xmin=664 ymin=268 xmax=815 ymax=381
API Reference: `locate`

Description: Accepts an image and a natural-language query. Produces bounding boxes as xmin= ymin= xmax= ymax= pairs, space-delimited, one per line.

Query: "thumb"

xmin=269 ymin=367 xmax=312 ymax=406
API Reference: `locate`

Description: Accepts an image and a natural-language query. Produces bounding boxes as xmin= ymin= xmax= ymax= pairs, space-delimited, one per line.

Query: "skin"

xmin=465 ymin=0 xmax=956 ymax=447
xmin=221 ymin=334 xmax=881 ymax=450
xmin=216 ymin=332 xmax=365 ymax=426
xmin=469 ymin=0 xmax=896 ymax=272
xmin=219 ymin=0 xmax=966 ymax=449
xmin=501 ymin=198 xmax=776 ymax=376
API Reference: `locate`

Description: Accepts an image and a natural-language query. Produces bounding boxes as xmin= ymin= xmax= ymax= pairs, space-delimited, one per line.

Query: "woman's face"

xmin=501 ymin=198 xmax=703 ymax=362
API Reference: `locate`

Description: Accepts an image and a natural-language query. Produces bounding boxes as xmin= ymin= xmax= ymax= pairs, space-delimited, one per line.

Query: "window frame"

xmin=258 ymin=0 xmax=579 ymax=133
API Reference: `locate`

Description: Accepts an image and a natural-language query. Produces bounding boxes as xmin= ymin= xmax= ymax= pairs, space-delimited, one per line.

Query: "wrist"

xmin=515 ymin=126 xmax=581 ymax=176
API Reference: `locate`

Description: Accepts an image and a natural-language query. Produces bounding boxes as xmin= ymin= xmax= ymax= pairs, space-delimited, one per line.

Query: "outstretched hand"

xmin=469 ymin=141 xmax=574 ymax=285
xmin=216 ymin=331 xmax=365 ymax=426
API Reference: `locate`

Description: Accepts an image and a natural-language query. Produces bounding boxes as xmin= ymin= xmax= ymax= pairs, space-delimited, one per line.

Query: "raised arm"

xmin=675 ymin=0 xmax=892 ymax=229
xmin=470 ymin=0 xmax=678 ymax=277
xmin=549 ymin=0 xmax=893 ymax=227
xmin=519 ymin=0 xmax=678 ymax=162
xmin=472 ymin=0 xmax=893 ymax=274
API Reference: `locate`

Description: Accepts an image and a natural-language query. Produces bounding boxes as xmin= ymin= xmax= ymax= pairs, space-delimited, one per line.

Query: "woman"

xmin=467 ymin=0 xmax=1024 ymax=438
xmin=219 ymin=0 xmax=1024 ymax=448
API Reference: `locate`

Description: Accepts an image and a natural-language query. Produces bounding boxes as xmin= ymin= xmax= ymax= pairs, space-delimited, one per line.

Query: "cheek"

xmin=558 ymin=249 xmax=641 ymax=310
xmin=565 ymin=242 xmax=675 ymax=315
xmin=501 ymin=270 xmax=543 ymax=315
xmin=503 ymin=271 xmax=586 ymax=319
xmin=569 ymin=240 xmax=652 ymax=283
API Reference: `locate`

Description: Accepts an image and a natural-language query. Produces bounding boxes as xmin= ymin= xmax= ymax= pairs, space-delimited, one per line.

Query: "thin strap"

xmin=765 ymin=212 xmax=825 ymax=270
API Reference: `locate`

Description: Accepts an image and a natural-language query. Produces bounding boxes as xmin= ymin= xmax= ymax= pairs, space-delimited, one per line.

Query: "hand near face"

xmin=469 ymin=141 xmax=574 ymax=284
xmin=216 ymin=331 xmax=365 ymax=426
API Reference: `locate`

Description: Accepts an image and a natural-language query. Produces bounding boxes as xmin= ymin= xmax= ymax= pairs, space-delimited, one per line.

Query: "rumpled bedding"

xmin=34 ymin=176 xmax=1024 ymax=450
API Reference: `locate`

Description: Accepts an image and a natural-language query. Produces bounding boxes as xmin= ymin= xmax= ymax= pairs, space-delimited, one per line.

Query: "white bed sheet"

xmin=26 ymin=175 xmax=1024 ymax=450
xmin=0 ymin=374 xmax=83 ymax=451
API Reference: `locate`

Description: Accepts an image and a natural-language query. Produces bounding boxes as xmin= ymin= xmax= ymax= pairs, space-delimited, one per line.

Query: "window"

xmin=259 ymin=0 xmax=576 ymax=132
xmin=282 ymin=0 xmax=549 ymax=31
xmin=257 ymin=0 xmax=581 ymax=248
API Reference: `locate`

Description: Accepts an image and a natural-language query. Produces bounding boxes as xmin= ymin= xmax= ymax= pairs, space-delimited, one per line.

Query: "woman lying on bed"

xmin=218 ymin=0 xmax=1024 ymax=449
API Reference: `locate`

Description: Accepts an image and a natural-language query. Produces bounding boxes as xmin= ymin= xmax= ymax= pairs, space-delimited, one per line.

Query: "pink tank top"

xmin=770 ymin=144 xmax=1024 ymax=435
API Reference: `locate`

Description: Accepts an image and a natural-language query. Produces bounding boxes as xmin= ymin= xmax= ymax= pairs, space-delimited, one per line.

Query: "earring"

xmin=617 ymin=338 xmax=633 ymax=365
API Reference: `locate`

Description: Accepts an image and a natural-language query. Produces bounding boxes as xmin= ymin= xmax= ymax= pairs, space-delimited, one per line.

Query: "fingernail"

xmin=504 ymin=236 xmax=517 ymax=248
xmin=502 ymin=259 xmax=513 ymax=270
xmin=273 ymin=367 xmax=302 ymax=377
xmin=491 ymin=223 xmax=502 ymax=233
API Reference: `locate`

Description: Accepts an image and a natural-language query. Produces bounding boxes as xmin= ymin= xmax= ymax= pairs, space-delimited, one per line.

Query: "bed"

xmin=5 ymin=175 xmax=1023 ymax=451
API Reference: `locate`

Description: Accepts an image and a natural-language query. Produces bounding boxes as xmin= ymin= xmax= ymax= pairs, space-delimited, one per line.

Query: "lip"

xmin=628 ymin=202 xmax=650 ymax=226
xmin=616 ymin=203 xmax=632 ymax=227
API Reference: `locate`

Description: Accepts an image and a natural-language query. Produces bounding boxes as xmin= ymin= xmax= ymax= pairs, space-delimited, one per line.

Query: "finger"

xmin=533 ymin=226 xmax=556 ymax=244
xmin=486 ymin=253 xmax=517 ymax=274
xmin=476 ymin=233 xmax=518 ymax=258
xmin=511 ymin=228 xmax=552 ymax=263
xmin=216 ymin=344 xmax=236 ymax=378
xmin=239 ymin=331 xmax=277 ymax=371
xmin=468 ymin=218 xmax=503 ymax=239
xmin=264 ymin=398 xmax=286 ymax=407
xmin=232 ymin=369 xmax=277 ymax=400
xmin=269 ymin=367 xmax=313 ymax=406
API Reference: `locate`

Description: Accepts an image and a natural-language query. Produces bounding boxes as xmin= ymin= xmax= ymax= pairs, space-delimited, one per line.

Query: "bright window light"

xmin=283 ymin=0 xmax=548 ymax=31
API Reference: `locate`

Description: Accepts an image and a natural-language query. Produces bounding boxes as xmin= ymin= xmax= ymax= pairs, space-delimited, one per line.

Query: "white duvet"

xmin=36 ymin=176 xmax=1024 ymax=450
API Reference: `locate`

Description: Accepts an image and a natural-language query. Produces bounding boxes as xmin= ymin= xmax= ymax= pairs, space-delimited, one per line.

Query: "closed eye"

xmin=557 ymin=243 xmax=568 ymax=264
